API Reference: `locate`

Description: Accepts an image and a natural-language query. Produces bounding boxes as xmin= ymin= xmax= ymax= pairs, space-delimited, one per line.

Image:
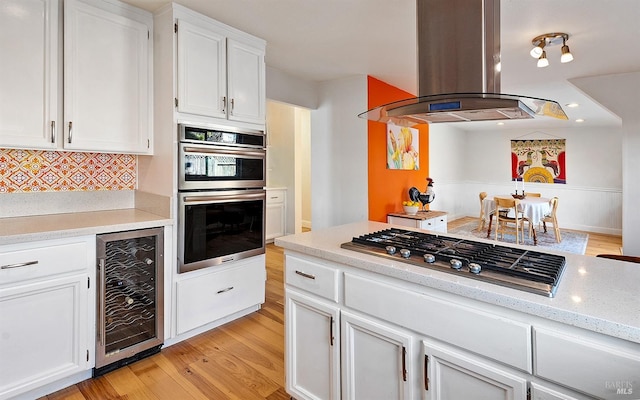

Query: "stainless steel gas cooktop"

xmin=341 ymin=228 xmax=566 ymax=297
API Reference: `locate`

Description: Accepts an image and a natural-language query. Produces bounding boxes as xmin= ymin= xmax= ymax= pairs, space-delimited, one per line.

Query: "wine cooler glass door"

xmin=95 ymin=227 xmax=164 ymax=374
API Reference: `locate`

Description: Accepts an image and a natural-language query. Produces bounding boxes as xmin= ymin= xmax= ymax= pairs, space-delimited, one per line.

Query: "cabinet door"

xmin=423 ymin=340 xmax=527 ymax=400
xmin=286 ymin=289 xmax=340 ymax=400
xmin=64 ymin=0 xmax=152 ymax=153
xmin=176 ymin=18 xmax=227 ymax=119
xmin=341 ymin=310 xmax=413 ymax=400
xmin=266 ymin=203 xmax=285 ymax=241
xmin=529 ymin=382 xmax=582 ymax=400
xmin=0 ymin=274 xmax=89 ymax=399
xmin=227 ymin=38 xmax=265 ymax=125
xmin=0 ymin=0 xmax=58 ymax=149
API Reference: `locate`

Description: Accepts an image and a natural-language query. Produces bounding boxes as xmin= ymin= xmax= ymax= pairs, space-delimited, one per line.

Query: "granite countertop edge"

xmin=0 ymin=209 xmax=173 ymax=246
xmin=275 ymin=221 xmax=640 ymax=345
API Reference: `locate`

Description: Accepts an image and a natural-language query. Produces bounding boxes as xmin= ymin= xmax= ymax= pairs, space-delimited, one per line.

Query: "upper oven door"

xmin=179 ymin=142 xmax=266 ymax=190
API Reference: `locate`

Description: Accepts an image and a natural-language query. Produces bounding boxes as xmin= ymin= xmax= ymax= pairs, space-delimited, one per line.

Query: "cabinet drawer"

xmin=0 ymin=238 xmax=91 ymax=285
xmin=344 ymin=273 xmax=532 ymax=372
xmin=266 ymin=190 xmax=285 ymax=203
xmin=533 ymin=327 xmax=640 ymax=397
xmin=176 ymin=256 xmax=266 ymax=334
xmin=387 ymin=216 xmax=418 ymax=228
xmin=285 ymin=255 xmax=339 ymax=302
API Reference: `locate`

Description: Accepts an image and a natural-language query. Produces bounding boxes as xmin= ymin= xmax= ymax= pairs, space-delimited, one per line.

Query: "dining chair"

xmin=494 ymin=197 xmax=526 ymax=244
xmin=541 ymin=197 xmax=561 ymax=242
xmin=478 ymin=192 xmax=488 ymax=230
xmin=526 ymin=192 xmax=541 ymax=197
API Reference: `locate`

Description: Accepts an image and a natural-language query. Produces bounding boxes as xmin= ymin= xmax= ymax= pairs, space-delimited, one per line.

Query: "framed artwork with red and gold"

xmin=511 ymin=139 xmax=566 ymax=184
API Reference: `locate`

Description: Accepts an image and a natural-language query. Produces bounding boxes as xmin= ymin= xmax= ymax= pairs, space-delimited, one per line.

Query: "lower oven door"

xmin=178 ymin=189 xmax=266 ymax=273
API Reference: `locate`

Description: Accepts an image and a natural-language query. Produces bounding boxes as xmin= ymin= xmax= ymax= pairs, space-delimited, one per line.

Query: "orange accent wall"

xmin=367 ymin=76 xmax=430 ymax=222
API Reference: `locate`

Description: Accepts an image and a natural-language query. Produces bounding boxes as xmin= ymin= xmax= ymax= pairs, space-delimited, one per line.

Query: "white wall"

xmin=266 ymin=101 xmax=298 ymax=235
xmin=266 ymin=66 xmax=319 ymax=110
xmin=571 ymin=71 xmax=640 ymax=254
xmin=429 ymin=124 xmax=623 ymax=235
xmin=310 ymin=75 xmax=368 ymax=230
xmin=297 ymin=108 xmax=312 ymax=229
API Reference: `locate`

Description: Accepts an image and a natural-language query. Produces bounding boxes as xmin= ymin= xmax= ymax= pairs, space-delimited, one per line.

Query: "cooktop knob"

xmin=450 ymin=259 xmax=463 ymax=270
xmin=423 ymin=254 xmax=435 ymax=263
xmin=385 ymin=246 xmax=397 ymax=255
xmin=399 ymin=249 xmax=411 ymax=258
xmin=468 ymin=263 xmax=482 ymax=274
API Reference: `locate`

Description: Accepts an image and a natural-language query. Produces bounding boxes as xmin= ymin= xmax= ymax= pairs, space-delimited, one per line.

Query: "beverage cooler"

xmin=94 ymin=227 xmax=164 ymax=376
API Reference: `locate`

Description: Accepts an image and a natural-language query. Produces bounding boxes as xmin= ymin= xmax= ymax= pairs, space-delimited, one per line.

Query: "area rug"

xmin=447 ymin=221 xmax=588 ymax=255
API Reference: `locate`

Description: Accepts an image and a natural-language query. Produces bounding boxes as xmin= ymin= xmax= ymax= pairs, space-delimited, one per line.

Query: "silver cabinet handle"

xmin=50 ymin=121 xmax=56 ymax=143
xmin=230 ymin=98 xmax=235 ymax=115
xmin=97 ymin=258 xmax=106 ymax=346
xmin=295 ymin=270 xmax=316 ymax=280
xmin=1 ymin=260 xmax=38 ymax=269
xmin=222 ymin=96 xmax=226 ymax=113
xmin=217 ymin=286 xmax=234 ymax=294
xmin=68 ymin=121 xmax=73 ymax=144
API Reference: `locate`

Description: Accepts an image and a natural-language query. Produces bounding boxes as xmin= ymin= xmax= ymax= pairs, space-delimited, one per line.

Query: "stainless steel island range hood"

xmin=359 ymin=0 xmax=568 ymax=126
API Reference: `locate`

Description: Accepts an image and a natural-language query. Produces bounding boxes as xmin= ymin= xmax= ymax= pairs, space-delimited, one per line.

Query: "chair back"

xmin=494 ymin=197 xmax=523 ymax=243
xmin=526 ymin=192 xmax=541 ymax=197
xmin=494 ymin=196 xmax=518 ymax=211
xmin=479 ymin=192 xmax=487 ymax=203
xmin=549 ymin=197 xmax=559 ymax=215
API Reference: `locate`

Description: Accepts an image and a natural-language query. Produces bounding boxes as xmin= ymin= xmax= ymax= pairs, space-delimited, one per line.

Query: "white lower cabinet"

xmin=284 ymin=251 xmax=640 ymax=400
xmin=175 ymin=255 xmax=266 ymax=335
xmin=266 ymin=188 xmax=286 ymax=242
xmin=286 ymin=289 xmax=340 ymax=400
xmin=387 ymin=211 xmax=447 ymax=233
xmin=423 ymin=340 xmax=527 ymax=400
xmin=0 ymin=237 xmax=94 ymax=400
xmin=341 ymin=311 xmax=413 ymax=400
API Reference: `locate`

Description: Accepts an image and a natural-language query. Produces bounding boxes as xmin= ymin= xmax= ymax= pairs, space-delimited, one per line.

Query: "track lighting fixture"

xmin=530 ymin=32 xmax=573 ymax=67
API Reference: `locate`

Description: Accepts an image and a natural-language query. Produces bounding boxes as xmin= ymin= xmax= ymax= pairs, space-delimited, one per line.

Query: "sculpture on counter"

xmin=409 ymin=177 xmax=435 ymax=212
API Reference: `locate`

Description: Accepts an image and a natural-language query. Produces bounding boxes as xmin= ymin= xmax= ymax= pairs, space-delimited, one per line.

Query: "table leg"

xmin=486 ymin=215 xmax=493 ymax=238
xmin=531 ymin=225 xmax=538 ymax=245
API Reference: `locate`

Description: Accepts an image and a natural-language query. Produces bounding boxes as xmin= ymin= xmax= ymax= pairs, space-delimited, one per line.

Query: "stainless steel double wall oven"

xmin=177 ymin=124 xmax=267 ymax=273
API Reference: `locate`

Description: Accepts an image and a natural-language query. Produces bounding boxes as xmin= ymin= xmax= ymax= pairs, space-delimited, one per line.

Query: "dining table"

xmin=483 ymin=195 xmax=552 ymax=245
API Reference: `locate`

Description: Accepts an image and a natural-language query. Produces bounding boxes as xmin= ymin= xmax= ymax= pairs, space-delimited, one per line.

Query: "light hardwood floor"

xmin=43 ymin=219 xmax=621 ymax=400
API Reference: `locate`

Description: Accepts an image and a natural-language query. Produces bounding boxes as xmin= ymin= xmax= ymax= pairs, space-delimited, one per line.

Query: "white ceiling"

xmin=125 ymin=0 xmax=640 ymax=131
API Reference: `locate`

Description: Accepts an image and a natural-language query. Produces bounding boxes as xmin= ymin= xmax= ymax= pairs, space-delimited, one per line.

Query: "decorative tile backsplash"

xmin=0 ymin=149 xmax=136 ymax=193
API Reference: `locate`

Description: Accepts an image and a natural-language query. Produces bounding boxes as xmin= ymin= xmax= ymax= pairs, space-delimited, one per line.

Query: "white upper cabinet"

xmin=0 ymin=0 xmax=59 ymax=149
xmin=64 ymin=0 xmax=152 ymax=154
xmin=226 ymin=38 xmax=266 ymax=125
xmin=175 ymin=9 xmax=266 ymax=127
xmin=0 ymin=0 xmax=153 ymax=154
xmin=176 ymin=18 xmax=227 ymax=120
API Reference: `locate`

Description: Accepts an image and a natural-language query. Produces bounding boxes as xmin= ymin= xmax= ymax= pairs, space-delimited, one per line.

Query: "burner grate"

xmin=344 ymin=228 xmax=566 ymax=296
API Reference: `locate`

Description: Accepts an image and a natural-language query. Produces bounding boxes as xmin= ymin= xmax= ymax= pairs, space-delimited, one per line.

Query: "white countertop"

xmin=275 ymin=220 xmax=640 ymax=344
xmin=0 ymin=209 xmax=173 ymax=246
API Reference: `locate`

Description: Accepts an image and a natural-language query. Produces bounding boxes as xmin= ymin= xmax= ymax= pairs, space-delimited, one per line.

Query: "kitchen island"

xmin=276 ymin=220 xmax=640 ymax=400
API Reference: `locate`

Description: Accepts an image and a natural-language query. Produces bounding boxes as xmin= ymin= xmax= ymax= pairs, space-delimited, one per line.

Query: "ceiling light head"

xmin=530 ymin=42 xmax=545 ymax=58
xmin=561 ymin=44 xmax=573 ymax=63
xmin=537 ymin=51 xmax=549 ymax=68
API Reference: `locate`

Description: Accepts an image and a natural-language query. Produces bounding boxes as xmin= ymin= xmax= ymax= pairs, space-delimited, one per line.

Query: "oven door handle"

xmin=183 ymin=192 xmax=266 ymax=204
xmin=182 ymin=144 xmax=265 ymax=159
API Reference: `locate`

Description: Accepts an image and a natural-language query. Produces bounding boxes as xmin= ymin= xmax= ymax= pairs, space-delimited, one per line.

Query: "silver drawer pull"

xmin=295 ymin=270 xmax=316 ymax=280
xmin=1 ymin=260 xmax=39 ymax=269
xmin=217 ymin=286 xmax=234 ymax=294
